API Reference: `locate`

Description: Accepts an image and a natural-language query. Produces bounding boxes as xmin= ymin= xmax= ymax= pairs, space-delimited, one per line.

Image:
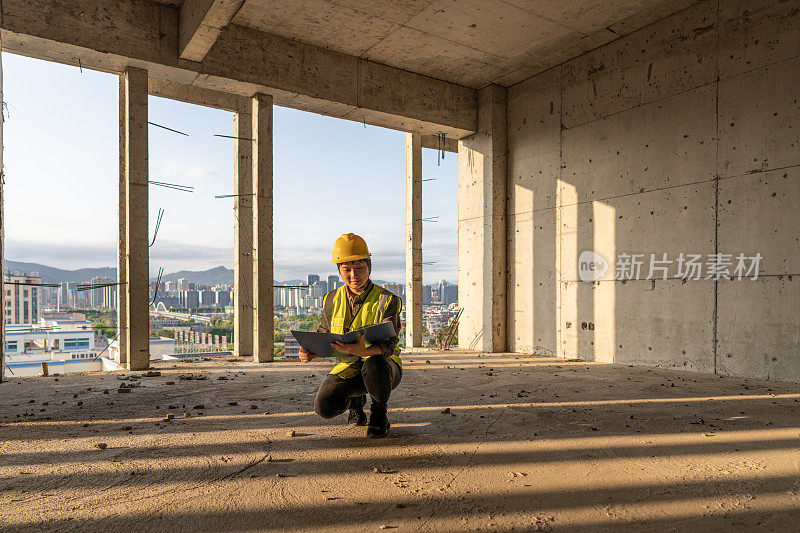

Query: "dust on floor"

xmin=1 ymin=352 xmax=799 ymax=532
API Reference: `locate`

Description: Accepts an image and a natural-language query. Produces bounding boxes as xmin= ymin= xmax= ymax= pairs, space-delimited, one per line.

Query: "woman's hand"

xmin=331 ymin=334 xmax=381 ymax=358
xmin=299 ymin=348 xmax=316 ymax=362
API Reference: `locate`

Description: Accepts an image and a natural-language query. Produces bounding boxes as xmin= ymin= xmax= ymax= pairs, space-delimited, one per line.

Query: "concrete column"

xmin=251 ymin=93 xmax=273 ymax=363
xmin=405 ymin=132 xmax=423 ymax=348
xmin=233 ymin=107 xmax=253 ymax=358
xmin=0 ymin=49 xmax=5 ymax=383
xmin=122 ymin=67 xmax=150 ymax=370
xmin=116 ymin=75 xmax=128 ymax=366
xmin=457 ymin=84 xmax=508 ymax=352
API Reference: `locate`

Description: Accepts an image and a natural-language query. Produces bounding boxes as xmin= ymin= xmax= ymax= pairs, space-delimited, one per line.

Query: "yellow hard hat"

xmin=332 ymin=233 xmax=371 ymax=263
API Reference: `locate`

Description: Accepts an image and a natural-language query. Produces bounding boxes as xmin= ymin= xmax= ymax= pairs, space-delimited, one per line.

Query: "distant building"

xmin=439 ymin=280 xmax=458 ymax=305
xmin=309 ymin=280 xmax=328 ymax=298
xmin=283 ymin=331 xmax=300 ymax=359
xmin=214 ymin=289 xmax=231 ymax=307
xmin=181 ymin=290 xmax=200 ymax=308
xmin=307 ymin=274 xmax=320 ymax=287
xmin=89 ymin=276 xmax=114 ymax=308
xmin=422 ymin=284 xmax=432 ymax=305
xmin=164 ymin=281 xmax=177 ymax=292
xmin=58 ymin=282 xmax=75 ymax=310
xmin=102 ymin=283 xmax=118 ymax=310
xmin=4 ymin=270 xmax=42 ymax=325
xmin=177 ymin=278 xmax=190 ymax=291
xmin=381 ymin=282 xmax=404 ymax=300
xmin=199 ymin=290 xmax=215 ymax=306
xmin=157 ymin=296 xmax=180 ymax=308
xmin=4 ymin=315 xmax=97 ymax=361
xmin=327 ymin=274 xmax=340 ymax=292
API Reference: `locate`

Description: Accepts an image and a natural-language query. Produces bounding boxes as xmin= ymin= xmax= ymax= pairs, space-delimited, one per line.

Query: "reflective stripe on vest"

xmin=327 ymin=284 xmax=402 ymax=377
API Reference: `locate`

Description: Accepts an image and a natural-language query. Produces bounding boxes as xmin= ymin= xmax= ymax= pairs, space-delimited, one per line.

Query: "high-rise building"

xmin=180 ymin=290 xmax=200 ymax=308
xmin=58 ymin=282 xmax=75 ymax=310
xmin=164 ymin=281 xmax=177 ymax=292
xmin=214 ymin=289 xmax=231 ymax=307
xmin=439 ymin=280 xmax=458 ymax=305
xmin=380 ymin=282 xmax=404 ymax=300
xmin=422 ymin=284 xmax=432 ymax=305
xmin=89 ymin=276 xmax=113 ymax=308
xmin=177 ymin=278 xmax=190 ymax=291
xmin=327 ymin=274 xmax=340 ymax=293
xmin=199 ymin=290 xmax=215 ymax=306
xmin=307 ymin=274 xmax=320 ymax=287
xmin=309 ymin=280 xmax=327 ymax=298
xmin=4 ymin=270 xmax=42 ymax=325
xmin=102 ymin=284 xmax=118 ymax=310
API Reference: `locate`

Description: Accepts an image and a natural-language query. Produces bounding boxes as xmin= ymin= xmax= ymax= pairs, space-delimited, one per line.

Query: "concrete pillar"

xmin=0 ymin=49 xmax=5 ymax=383
xmin=233 ymin=107 xmax=253 ymax=358
xmin=251 ymin=94 xmax=273 ymax=363
xmin=116 ymin=75 xmax=128 ymax=367
xmin=405 ymin=132 xmax=423 ymax=348
xmin=122 ymin=67 xmax=150 ymax=370
xmin=457 ymin=84 xmax=508 ymax=352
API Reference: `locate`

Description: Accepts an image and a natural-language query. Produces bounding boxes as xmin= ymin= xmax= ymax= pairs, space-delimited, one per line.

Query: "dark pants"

xmin=314 ymin=355 xmax=402 ymax=419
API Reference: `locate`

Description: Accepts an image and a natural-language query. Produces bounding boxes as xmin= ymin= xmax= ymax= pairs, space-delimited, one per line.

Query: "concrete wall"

xmin=507 ymin=0 xmax=799 ymax=382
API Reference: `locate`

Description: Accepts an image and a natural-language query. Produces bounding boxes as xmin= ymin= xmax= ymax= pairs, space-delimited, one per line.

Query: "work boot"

xmin=366 ymin=402 xmax=390 ymax=438
xmin=347 ymin=395 xmax=367 ymax=426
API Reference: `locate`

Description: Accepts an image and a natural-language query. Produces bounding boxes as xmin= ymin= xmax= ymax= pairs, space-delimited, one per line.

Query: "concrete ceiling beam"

xmin=179 ymin=0 xmax=246 ymax=62
xmin=0 ymin=0 xmax=477 ymax=137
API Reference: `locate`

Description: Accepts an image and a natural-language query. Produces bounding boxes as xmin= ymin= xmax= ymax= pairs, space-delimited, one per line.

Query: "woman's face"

xmin=338 ymin=261 xmax=370 ymax=292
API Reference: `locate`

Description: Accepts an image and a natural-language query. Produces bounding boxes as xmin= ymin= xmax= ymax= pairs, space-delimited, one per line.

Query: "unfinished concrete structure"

xmin=1 ymin=0 xmax=794 ymax=383
xmin=0 ymin=1 xmax=798 ymax=529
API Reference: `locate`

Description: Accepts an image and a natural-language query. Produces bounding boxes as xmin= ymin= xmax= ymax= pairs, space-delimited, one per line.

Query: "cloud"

xmin=5 ymin=238 xmax=117 ymax=269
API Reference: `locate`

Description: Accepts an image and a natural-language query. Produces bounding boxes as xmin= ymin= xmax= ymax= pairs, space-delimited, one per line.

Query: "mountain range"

xmin=4 ymin=260 xmax=399 ymax=287
xmin=4 ymin=260 xmax=237 ymax=286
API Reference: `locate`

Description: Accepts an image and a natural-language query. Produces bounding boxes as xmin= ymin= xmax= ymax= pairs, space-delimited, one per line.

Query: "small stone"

xmin=218 ymin=376 xmax=228 ymax=381
xmin=183 ymin=412 xmax=191 ymax=418
xmin=168 ymin=405 xmax=178 ymax=409
xmin=72 ymin=394 xmax=78 ymax=399
xmin=275 ymin=473 xmax=287 ymax=478
xmin=441 ymin=408 xmax=451 ymax=414
xmin=164 ymin=413 xmax=175 ymax=421
xmin=165 ymin=381 xmax=175 ymax=385
xmin=144 ymin=371 xmax=161 ymax=377
xmin=103 ymin=389 xmax=110 ymax=394
xmin=250 ymin=405 xmax=258 ymax=409
xmin=95 ymin=442 xmax=108 ymax=450
xmin=266 ymin=455 xmax=273 ymax=462
xmin=395 ymin=503 xmax=405 ymax=509
xmin=117 ymin=388 xmax=131 ymax=393
xmin=228 ymin=402 xmax=238 ymax=406
xmin=288 ymin=430 xmax=296 ymax=437
xmin=120 ymin=426 xmax=132 ymax=430
xmin=193 ymin=404 xmax=205 ymax=410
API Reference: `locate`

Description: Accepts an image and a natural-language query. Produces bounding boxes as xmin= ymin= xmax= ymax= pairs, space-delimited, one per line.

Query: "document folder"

xmin=291 ymin=321 xmax=396 ymax=358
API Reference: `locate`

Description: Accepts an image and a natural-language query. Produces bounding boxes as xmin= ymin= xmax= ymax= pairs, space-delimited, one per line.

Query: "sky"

xmin=2 ymin=53 xmax=458 ymax=284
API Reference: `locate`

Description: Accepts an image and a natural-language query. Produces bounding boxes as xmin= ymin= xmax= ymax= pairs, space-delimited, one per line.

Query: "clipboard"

xmin=291 ymin=322 xmax=396 ymax=358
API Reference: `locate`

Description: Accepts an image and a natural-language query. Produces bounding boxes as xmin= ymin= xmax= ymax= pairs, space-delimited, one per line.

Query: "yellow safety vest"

xmin=326 ymin=284 xmax=403 ymax=378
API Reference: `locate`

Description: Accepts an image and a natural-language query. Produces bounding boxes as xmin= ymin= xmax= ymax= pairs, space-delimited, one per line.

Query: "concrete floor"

xmin=1 ymin=352 xmax=799 ymax=532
